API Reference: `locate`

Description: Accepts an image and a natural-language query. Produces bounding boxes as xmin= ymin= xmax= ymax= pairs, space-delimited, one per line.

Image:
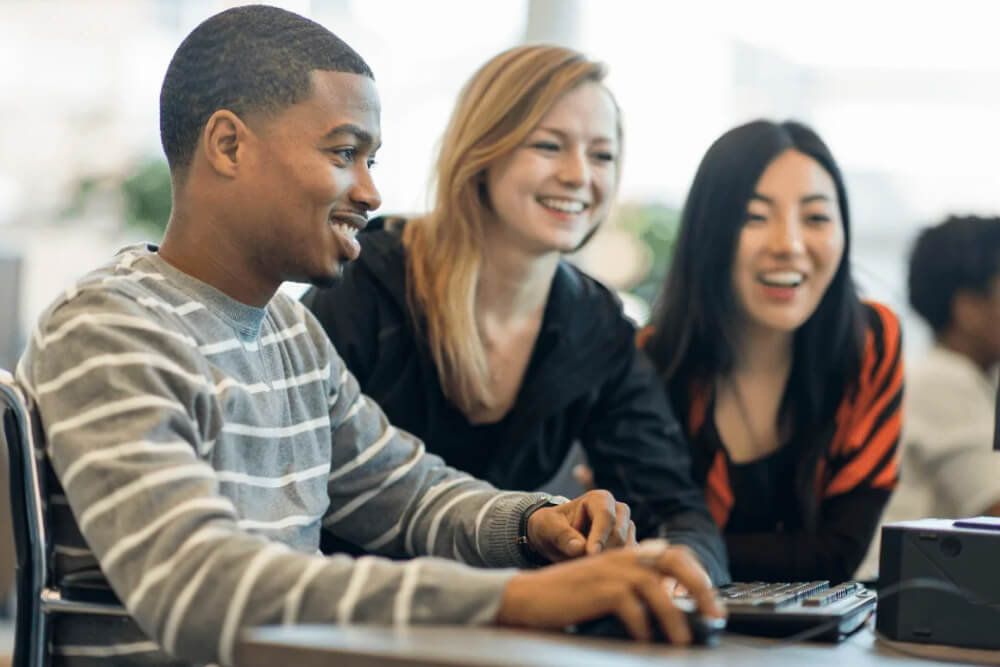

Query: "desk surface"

xmin=235 ymin=622 xmax=961 ymax=667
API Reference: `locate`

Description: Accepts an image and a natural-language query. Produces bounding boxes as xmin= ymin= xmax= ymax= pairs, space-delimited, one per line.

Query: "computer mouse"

xmin=572 ymin=603 xmax=726 ymax=647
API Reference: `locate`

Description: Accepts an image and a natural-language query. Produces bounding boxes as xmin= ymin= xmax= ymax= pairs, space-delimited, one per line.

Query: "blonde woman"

xmin=302 ymin=45 xmax=727 ymax=583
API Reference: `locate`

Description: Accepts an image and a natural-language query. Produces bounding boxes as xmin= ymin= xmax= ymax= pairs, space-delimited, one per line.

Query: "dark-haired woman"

xmin=642 ymin=120 xmax=902 ymax=583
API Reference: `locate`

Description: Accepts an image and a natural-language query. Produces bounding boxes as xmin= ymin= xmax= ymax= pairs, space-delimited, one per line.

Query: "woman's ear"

xmin=477 ymin=170 xmax=493 ymax=211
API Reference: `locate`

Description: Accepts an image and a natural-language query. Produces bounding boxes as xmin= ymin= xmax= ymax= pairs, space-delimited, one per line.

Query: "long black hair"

xmin=643 ymin=119 xmax=865 ymax=529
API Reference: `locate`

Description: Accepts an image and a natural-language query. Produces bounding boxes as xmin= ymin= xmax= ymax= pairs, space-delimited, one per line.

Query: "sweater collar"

xmin=135 ymin=244 xmax=269 ymax=341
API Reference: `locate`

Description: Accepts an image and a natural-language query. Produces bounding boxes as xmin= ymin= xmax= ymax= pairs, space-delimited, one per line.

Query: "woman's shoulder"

xmin=557 ymin=262 xmax=629 ymax=316
xmin=859 ymin=299 xmax=900 ymax=334
xmin=847 ymin=299 xmax=904 ymax=410
xmin=858 ymin=299 xmax=902 ymax=365
xmin=551 ymin=264 xmax=642 ymax=355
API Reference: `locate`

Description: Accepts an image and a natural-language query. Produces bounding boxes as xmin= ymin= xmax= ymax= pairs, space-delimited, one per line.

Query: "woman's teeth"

xmin=759 ymin=271 xmax=804 ymax=287
xmin=332 ymin=222 xmax=359 ymax=239
xmin=539 ymin=197 xmax=587 ymax=214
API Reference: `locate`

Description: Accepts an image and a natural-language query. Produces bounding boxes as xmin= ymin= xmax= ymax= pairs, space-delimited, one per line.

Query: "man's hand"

xmin=526 ymin=490 xmax=635 ymax=562
xmin=497 ymin=541 xmax=725 ymax=645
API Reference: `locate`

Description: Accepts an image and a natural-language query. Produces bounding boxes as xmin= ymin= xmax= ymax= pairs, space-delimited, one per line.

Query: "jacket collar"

xmin=356 ymin=216 xmax=625 ymax=353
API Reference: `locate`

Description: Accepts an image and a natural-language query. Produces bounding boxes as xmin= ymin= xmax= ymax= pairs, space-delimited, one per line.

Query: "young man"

xmin=857 ymin=215 xmax=1000 ymax=579
xmin=15 ymin=6 xmax=720 ymax=665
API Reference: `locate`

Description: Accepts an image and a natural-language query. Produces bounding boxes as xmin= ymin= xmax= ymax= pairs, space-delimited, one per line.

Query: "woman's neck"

xmin=730 ymin=319 xmax=795 ymax=379
xmin=713 ymin=320 xmax=795 ymax=463
xmin=476 ymin=228 xmax=559 ymax=325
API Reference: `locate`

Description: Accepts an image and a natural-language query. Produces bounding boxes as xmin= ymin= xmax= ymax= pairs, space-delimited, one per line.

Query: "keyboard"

xmin=717 ymin=581 xmax=876 ymax=641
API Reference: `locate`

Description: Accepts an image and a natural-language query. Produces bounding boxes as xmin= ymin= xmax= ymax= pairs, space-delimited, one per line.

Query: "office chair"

xmin=1 ymin=370 xmax=127 ymax=667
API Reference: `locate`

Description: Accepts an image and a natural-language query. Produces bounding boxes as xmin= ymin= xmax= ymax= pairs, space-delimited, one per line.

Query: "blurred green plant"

xmin=61 ymin=157 xmax=172 ymax=239
xmin=120 ymin=158 xmax=172 ymax=237
xmin=61 ymin=175 xmax=101 ymax=220
xmin=616 ymin=202 xmax=681 ymax=307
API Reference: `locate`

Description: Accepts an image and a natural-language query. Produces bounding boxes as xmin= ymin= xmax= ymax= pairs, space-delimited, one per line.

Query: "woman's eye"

xmin=531 ymin=141 xmax=560 ymax=152
xmin=366 ymin=157 xmax=377 ymax=169
xmin=592 ymin=151 xmax=616 ymax=163
xmin=806 ymin=214 xmax=831 ymax=224
xmin=744 ymin=213 xmax=767 ymax=224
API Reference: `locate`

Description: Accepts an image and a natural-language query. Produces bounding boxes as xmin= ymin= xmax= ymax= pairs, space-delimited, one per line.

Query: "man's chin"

xmin=306 ymin=262 xmax=345 ymax=289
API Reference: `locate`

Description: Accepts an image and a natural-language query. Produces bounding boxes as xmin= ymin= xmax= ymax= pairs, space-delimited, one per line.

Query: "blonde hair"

xmin=403 ymin=45 xmax=619 ymax=415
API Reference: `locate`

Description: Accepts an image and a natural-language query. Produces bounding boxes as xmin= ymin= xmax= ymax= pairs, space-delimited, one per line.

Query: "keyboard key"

xmin=801 ymin=582 xmax=859 ymax=607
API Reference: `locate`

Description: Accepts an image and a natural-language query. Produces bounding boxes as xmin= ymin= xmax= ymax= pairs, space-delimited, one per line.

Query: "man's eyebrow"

xmin=322 ymin=123 xmax=381 ymax=150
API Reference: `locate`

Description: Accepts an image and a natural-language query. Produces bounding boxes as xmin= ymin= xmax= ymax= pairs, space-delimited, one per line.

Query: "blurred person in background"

xmin=642 ymin=120 xmax=902 ymax=583
xmin=858 ymin=215 xmax=1000 ymax=579
xmin=302 ymin=44 xmax=728 ymax=585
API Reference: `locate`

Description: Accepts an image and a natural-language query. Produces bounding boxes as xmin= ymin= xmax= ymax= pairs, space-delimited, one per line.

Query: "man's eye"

xmin=366 ymin=158 xmax=377 ymax=169
xmin=806 ymin=214 xmax=831 ymax=224
xmin=592 ymin=151 xmax=616 ymax=163
xmin=328 ymin=147 xmax=356 ymax=163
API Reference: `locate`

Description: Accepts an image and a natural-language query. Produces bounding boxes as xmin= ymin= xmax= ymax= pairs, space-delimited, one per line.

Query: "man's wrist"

xmin=517 ymin=494 xmax=569 ymax=566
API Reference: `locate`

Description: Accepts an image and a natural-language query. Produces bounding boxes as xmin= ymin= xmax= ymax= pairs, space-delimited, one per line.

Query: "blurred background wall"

xmin=2 ymin=0 xmax=1000 ymax=366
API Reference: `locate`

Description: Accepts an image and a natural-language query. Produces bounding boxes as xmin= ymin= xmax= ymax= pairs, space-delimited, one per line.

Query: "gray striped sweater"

xmin=16 ymin=244 xmax=545 ymax=666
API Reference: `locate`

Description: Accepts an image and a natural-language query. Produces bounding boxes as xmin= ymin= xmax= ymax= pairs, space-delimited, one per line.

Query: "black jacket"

xmin=302 ymin=219 xmax=729 ymax=583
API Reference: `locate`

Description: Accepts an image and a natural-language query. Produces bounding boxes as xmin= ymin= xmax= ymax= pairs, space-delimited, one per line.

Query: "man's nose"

xmin=351 ymin=165 xmax=382 ymax=212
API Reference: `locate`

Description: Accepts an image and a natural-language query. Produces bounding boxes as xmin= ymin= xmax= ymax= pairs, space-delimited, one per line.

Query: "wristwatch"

xmin=517 ymin=494 xmax=569 ymax=566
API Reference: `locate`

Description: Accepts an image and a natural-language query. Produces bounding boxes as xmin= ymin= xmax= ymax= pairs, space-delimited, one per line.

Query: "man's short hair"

xmin=160 ymin=4 xmax=373 ymax=174
xmin=909 ymin=215 xmax=1000 ymax=333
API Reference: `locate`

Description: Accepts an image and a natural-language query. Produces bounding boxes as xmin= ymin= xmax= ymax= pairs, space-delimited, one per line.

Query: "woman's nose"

xmin=557 ymin=149 xmax=588 ymax=188
xmin=768 ymin=216 xmax=805 ymax=255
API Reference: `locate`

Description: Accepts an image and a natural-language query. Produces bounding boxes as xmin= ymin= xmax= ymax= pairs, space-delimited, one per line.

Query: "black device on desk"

xmin=876 ymin=517 xmax=1000 ymax=649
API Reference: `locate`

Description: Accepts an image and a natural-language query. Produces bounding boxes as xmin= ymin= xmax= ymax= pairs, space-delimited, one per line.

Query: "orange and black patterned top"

xmin=648 ymin=301 xmax=902 ymax=582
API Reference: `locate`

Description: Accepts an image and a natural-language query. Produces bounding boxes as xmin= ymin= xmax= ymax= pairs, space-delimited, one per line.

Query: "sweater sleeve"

xmin=581 ymin=342 xmax=730 ymax=585
xmin=725 ymin=303 xmax=903 ymax=583
xmin=19 ymin=288 xmax=538 ymax=666
xmin=320 ymin=349 xmax=550 ymax=569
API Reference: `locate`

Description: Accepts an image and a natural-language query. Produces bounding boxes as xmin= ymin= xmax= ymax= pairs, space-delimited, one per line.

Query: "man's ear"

xmin=200 ymin=109 xmax=251 ymax=179
xmin=953 ymin=289 xmax=986 ymax=334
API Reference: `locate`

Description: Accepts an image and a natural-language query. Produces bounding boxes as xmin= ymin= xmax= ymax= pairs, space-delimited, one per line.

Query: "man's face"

xmin=240 ymin=71 xmax=382 ymax=286
xmin=959 ymin=273 xmax=1000 ymax=366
